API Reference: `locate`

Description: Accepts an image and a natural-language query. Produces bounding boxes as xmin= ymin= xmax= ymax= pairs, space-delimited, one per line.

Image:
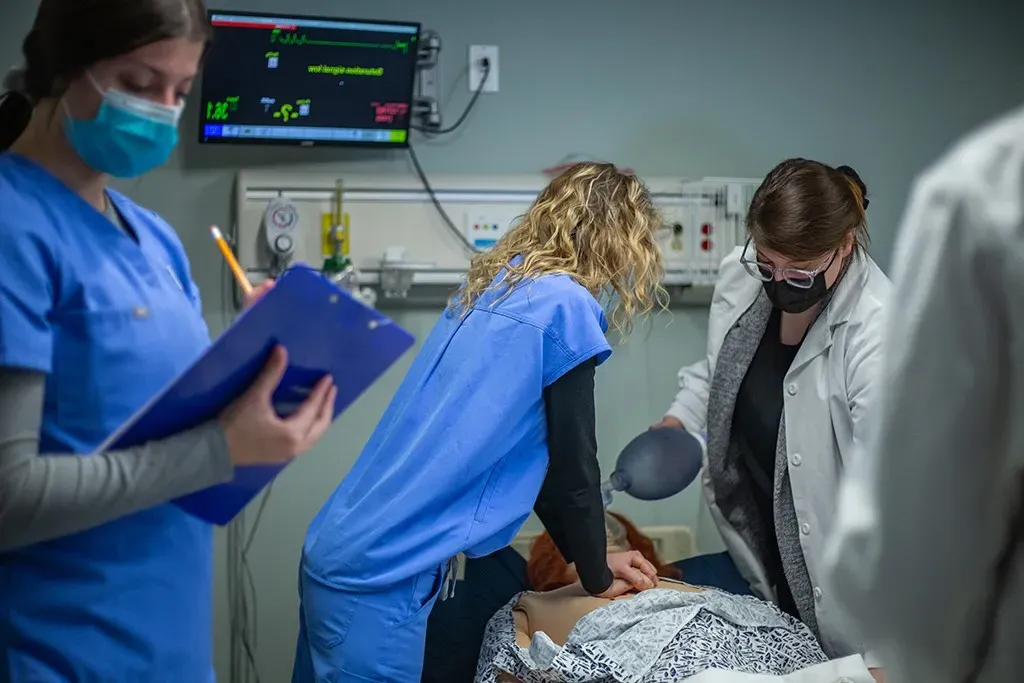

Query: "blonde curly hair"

xmin=450 ymin=162 xmax=667 ymax=336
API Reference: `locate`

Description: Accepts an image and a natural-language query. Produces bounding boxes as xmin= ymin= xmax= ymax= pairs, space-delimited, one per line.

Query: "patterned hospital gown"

xmin=475 ymin=587 xmax=827 ymax=683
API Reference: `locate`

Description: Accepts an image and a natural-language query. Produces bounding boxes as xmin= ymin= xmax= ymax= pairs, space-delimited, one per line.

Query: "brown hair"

xmin=0 ymin=0 xmax=212 ymax=150
xmin=746 ymin=158 xmax=870 ymax=262
xmin=526 ymin=511 xmax=683 ymax=592
xmin=450 ymin=162 xmax=667 ymax=337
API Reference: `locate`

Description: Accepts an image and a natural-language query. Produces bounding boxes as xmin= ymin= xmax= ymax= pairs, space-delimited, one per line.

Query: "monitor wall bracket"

xmin=413 ymin=30 xmax=442 ymax=130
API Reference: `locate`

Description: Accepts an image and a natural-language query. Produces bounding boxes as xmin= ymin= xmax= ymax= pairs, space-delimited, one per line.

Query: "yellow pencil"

xmin=210 ymin=225 xmax=253 ymax=296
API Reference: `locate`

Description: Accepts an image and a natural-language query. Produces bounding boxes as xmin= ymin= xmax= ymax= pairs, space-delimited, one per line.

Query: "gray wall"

xmin=3 ymin=0 xmax=1023 ymax=680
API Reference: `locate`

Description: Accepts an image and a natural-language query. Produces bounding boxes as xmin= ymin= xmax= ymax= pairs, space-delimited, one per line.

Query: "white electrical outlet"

xmin=469 ymin=45 xmax=499 ymax=93
xmin=464 ymin=210 xmax=514 ymax=250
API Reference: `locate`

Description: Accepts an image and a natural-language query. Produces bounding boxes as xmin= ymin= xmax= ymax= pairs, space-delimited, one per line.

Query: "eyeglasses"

xmin=739 ymin=237 xmax=837 ymax=289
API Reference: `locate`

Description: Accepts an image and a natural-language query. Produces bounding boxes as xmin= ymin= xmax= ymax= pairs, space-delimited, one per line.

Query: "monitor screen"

xmin=199 ymin=11 xmax=420 ymax=147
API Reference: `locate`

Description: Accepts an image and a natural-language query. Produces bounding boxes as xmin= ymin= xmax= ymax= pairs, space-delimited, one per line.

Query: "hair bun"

xmin=0 ymin=89 xmax=34 ymax=151
xmin=836 ymin=165 xmax=869 ymax=209
xmin=2 ymin=67 xmax=28 ymax=95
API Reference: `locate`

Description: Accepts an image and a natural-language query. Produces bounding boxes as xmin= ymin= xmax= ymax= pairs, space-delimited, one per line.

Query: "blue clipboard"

xmin=96 ymin=264 xmax=415 ymax=525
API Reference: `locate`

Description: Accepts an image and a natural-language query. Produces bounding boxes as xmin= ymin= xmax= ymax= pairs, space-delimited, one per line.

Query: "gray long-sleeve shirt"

xmin=0 ymin=368 xmax=234 ymax=551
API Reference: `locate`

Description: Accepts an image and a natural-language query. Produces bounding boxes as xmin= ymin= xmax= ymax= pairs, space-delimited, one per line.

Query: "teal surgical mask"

xmin=63 ymin=73 xmax=183 ymax=178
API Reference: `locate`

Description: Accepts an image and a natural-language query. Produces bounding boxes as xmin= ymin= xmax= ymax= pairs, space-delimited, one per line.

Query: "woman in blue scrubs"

xmin=294 ymin=162 xmax=664 ymax=682
xmin=0 ymin=1 xmax=336 ymax=681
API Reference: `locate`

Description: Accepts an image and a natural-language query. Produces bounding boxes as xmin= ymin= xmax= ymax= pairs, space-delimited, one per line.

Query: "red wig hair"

xmin=526 ymin=511 xmax=683 ymax=592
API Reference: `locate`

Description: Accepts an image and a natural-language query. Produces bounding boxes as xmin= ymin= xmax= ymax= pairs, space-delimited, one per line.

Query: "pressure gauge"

xmin=264 ymin=198 xmax=299 ymax=259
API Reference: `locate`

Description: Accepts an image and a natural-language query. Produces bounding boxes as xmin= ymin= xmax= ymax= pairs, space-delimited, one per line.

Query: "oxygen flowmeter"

xmin=322 ymin=180 xmax=353 ymax=281
xmin=321 ymin=180 xmax=377 ymax=308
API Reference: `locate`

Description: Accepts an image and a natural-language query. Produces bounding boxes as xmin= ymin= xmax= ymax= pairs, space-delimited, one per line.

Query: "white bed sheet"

xmin=681 ymin=655 xmax=873 ymax=683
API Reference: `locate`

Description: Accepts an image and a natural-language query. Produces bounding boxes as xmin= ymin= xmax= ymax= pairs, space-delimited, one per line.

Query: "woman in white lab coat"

xmin=655 ymin=159 xmax=890 ymax=678
xmin=826 ymin=108 xmax=1024 ymax=683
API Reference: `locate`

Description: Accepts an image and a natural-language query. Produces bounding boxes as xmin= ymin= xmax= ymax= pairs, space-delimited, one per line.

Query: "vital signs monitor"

xmin=200 ymin=11 xmax=421 ymax=147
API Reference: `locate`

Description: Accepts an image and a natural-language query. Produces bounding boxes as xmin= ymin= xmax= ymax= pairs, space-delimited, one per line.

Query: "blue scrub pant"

xmin=292 ymin=563 xmax=445 ymax=683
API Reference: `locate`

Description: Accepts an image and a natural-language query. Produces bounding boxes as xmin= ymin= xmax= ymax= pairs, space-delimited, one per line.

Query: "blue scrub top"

xmin=0 ymin=154 xmax=215 ymax=682
xmin=303 ymin=270 xmax=613 ymax=592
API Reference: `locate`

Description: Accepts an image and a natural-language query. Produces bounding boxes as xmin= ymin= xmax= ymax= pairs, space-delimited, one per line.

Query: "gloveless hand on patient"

xmin=595 ymin=550 xmax=658 ymax=598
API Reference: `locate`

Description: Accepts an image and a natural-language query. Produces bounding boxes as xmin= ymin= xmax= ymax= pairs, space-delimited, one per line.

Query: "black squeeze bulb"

xmin=601 ymin=427 xmax=704 ymax=506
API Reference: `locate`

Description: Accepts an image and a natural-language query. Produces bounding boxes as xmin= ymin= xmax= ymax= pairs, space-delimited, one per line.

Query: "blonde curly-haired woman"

xmin=293 ymin=163 xmax=665 ymax=682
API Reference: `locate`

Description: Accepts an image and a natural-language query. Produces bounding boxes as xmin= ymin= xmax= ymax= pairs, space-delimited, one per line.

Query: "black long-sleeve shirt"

xmin=733 ymin=308 xmax=801 ymax=617
xmin=533 ymin=357 xmax=613 ymax=595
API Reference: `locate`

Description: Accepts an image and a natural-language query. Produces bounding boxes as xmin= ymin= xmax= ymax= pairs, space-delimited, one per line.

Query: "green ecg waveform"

xmin=270 ymin=29 xmax=414 ymax=54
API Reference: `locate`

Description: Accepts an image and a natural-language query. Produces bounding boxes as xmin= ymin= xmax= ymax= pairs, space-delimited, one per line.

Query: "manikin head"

xmin=526 ymin=511 xmax=682 ymax=592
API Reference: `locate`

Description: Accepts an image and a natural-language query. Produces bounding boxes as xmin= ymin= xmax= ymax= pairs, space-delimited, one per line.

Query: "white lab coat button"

xmin=800 ymin=522 xmax=811 ymax=535
xmin=813 ymin=587 xmax=823 ymax=601
xmin=787 ymin=383 xmax=797 ymax=396
xmin=837 ymin=677 xmax=851 ymax=683
xmin=790 ymin=453 xmax=802 ymax=466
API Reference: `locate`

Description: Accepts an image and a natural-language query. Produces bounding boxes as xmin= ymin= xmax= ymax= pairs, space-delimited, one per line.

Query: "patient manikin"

xmin=476 ymin=511 xmax=876 ymax=683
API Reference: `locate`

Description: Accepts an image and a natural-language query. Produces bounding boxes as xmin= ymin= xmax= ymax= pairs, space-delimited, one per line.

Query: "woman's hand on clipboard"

xmin=244 ymin=279 xmax=275 ymax=309
xmin=217 ymin=345 xmax=337 ymax=466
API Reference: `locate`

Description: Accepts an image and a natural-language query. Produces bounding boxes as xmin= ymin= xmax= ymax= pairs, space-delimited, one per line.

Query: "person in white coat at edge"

xmin=825 ymin=108 xmax=1024 ymax=683
xmin=653 ymin=158 xmax=890 ymax=682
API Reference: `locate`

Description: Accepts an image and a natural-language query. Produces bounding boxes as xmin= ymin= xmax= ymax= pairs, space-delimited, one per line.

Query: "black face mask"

xmin=762 ymin=275 xmax=829 ymax=313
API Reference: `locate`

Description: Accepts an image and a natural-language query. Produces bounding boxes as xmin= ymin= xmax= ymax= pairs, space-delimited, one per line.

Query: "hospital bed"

xmin=482 ymin=580 xmax=875 ymax=683
xmin=424 ymin=546 xmax=875 ymax=683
